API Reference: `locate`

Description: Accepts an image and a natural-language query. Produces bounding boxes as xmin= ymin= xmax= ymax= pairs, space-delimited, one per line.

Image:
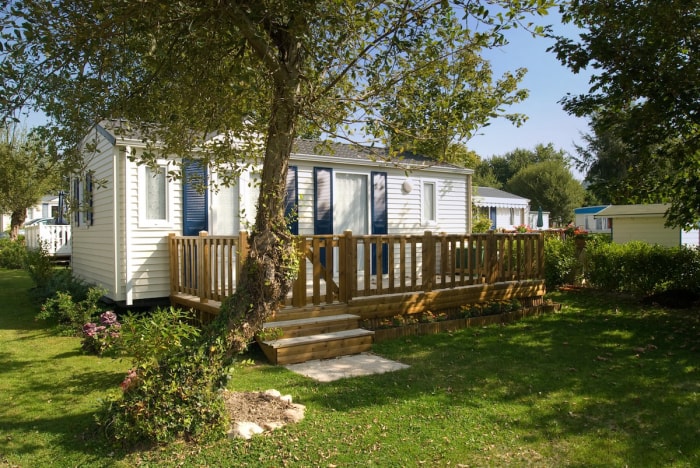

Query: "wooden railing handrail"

xmin=168 ymin=230 xmax=546 ymax=309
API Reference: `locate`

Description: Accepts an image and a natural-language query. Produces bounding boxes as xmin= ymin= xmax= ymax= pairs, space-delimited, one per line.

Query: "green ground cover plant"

xmin=1 ymin=268 xmax=698 ymax=466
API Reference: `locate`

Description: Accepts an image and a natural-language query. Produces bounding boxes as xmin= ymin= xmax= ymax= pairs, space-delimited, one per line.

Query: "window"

xmin=139 ymin=164 xmax=171 ymax=227
xmin=72 ymin=173 xmax=94 ymax=227
xmin=509 ymin=208 xmax=515 ymax=225
xmin=422 ymin=181 xmax=436 ymax=224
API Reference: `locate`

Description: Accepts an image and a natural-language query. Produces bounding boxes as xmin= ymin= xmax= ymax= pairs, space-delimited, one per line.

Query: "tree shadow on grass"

xmin=278 ymin=290 xmax=699 ymax=465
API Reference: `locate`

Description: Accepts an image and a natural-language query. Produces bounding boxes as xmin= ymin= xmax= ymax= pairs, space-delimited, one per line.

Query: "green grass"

xmin=1 ymin=268 xmax=698 ymax=467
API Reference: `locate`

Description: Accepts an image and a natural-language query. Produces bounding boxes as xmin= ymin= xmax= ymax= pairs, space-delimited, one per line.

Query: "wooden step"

xmin=262 ymin=314 xmax=360 ymax=339
xmin=270 ymin=303 xmax=349 ymax=322
xmin=257 ymin=329 xmax=374 ymax=365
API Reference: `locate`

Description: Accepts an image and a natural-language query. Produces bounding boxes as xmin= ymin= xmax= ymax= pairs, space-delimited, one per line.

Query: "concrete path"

xmin=284 ymin=353 xmax=409 ymax=382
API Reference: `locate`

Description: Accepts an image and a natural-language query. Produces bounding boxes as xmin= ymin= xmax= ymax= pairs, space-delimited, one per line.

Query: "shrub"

xmin=97 ymin=307 xmax=229 ymax=444
xmin=544 ymin=236 xmax=577 ymax=288
xmin=586 ymin=242 xmax=700 ymax=295
xmin=37 ymin=285 xmax=108 ymax=334
xmin=30 ymin=268 xmax=92 ymax=304
xmin=0 ymin=238 xmax=27 ymax=269
xmin=24 ymin=242 xmax=55 ymax=289
xmin=81 ymin=311 xmax=121 ymax=356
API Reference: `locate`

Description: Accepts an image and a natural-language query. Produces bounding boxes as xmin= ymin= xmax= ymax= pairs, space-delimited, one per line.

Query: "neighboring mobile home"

xmin=1 ymin=195 xmax=61 ymax=233
xmin=473 ymin=187 xmax=530 ymax=231
xmin=574 ymin=205 xmax=611 ymax=234
xmin=595 ymin=203 xmax=700 ymax=247
xmin=72 ymin=121 xmax=474 ymax=306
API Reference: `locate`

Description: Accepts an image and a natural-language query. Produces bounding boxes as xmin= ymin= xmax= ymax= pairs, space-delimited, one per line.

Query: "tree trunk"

xmin=10 ymin=209 xmax=26 ymax=240
xmin=213 ymin=21 xmax=303 ymax=358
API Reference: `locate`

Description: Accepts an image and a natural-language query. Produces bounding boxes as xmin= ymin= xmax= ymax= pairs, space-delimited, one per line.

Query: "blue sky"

xmin=467 ymin=14 xmax=592 ymax=162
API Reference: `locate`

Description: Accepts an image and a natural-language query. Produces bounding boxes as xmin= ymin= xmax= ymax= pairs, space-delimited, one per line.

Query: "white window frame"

xmin=138 ymin=162 xmax=172 ymax=228
xmin=421 ymin=179 xmax=438 ymax=226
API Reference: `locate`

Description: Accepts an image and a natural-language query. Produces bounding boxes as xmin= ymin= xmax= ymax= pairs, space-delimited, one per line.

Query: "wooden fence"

xmin=169 ymin=230 xmax=544 ymax=309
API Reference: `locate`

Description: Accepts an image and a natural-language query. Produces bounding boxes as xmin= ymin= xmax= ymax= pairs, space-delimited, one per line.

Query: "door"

xmin=334 ymin=172 xmax=369 ymax=273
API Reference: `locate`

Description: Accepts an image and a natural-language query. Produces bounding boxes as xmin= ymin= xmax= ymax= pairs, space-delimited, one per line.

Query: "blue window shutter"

xmin=489 ymin=207 xmax=497 ymax=229
xmin=314 ymin=167 xmax=332 ymax=268
xmin=182 ymin=160 xmax=208 ymax=236
xmin=86 ymin=173 xmax=94 ymax=226
xmin=73 ymin=177 xmax=80 ymax=226
xmin=313 ymin=167 xmax=333 ymax=235
xmin=371 ymin=171 xmax=388 ymax=274
xmin=285 ymin=166 xmax=299 ymax=235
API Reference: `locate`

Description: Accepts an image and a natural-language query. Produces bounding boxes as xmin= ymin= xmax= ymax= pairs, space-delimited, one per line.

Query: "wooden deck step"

xmin=263 ymin=314 xmax=360 ymax=339
xmin=258 ymin=329 xmax=374 ymax=365
xmin=270 ymin=303 xmax=349 ymax=322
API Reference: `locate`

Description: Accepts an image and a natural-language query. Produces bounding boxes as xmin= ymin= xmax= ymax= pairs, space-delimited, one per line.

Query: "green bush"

xmin=0 ymin=238 xmax=27 ymax=269
xmin=24 ymin=242 xmax=55 ymax=289
xmin=97 ymin=307 xmax=229 ymax=444
xmin=544 ymin=236 xmax=577 ymax=288
xmin=36 ymin=285 xmax=108 ymax=334
xmin=586 ymin=242 xmax=700 ymax=295
xmin=30 ymin=268 xmax=92 ymax=304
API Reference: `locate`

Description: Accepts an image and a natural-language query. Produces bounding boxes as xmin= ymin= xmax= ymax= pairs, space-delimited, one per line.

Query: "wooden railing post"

xmin=422 ymin=231 xmax=435 ymax=292
xmin=199 ymin=231 xmax=209 ymax=304
xmin=486 ymin=231 xmax=499 ymax=284
xmin=168 ymin=233 xmax=177 ymax=296
xmin=338 ymin=230 xmax=353 ymax=303
xmin=292 ymin=235 xmax=306 ymax=307
xmin=537 ymin=232 xmax=545 ymax=279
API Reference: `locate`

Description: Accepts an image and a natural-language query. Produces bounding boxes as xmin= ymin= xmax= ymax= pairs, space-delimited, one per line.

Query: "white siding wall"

xmin=612 ymin=217 xmax=681 ymax=247
xmin=71 ymin=130 xmax=119 ymax=298
xmin=72 ymin=135 xmax=185 ymax=304
xmin=492 ymin=207 xmax=527 ymax=231
xmin=123 ymin=154 xmax=182 ymax=303
xmin=291 ymin=161 xmax=468 ymax=236
xmin=575 ymin=213 xmax=611 ymax=233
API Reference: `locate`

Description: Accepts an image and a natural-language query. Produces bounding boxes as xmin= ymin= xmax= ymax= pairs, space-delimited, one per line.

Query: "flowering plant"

xmin=565 ymin=224 xmax=588 ymax=238
xmin=81 ymin=310 xmax=121 ymax=355
xmin=515 ymin=224 xmax=530 ymax=233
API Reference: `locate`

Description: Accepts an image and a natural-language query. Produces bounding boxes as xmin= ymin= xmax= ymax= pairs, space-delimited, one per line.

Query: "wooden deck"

xmin=169 ymin=231 xmax=546 ymax=363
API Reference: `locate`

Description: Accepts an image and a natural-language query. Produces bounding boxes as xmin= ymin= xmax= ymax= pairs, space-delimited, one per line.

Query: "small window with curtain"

xmin=139 ymin=164 xmax=171 ymax=227
xmin=422 ymin=180 xmax=437 ymax=224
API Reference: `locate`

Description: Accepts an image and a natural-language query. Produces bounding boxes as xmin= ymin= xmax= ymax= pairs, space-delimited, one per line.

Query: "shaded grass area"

xmin=0 ymin=269 xmax=130 ymax=467
xmin=1 ymin=267 xmax=698 ymax=466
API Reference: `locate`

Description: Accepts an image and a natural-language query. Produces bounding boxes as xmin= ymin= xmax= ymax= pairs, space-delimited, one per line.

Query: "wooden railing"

xmin=169 ymin=231 xmax=545 ymax=308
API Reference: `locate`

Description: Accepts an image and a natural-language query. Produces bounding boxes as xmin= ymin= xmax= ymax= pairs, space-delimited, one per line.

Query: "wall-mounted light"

xmin=402 ymin=180 xmax=413 ymax=194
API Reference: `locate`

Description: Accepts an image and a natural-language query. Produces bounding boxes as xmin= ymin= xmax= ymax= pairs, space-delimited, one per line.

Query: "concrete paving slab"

xmin=284 ymin=353 xmax=409 ymax=382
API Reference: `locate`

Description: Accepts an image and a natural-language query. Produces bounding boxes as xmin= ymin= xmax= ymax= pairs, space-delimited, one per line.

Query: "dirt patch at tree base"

xmin=222 ymin=390 xmax=305 ymax=439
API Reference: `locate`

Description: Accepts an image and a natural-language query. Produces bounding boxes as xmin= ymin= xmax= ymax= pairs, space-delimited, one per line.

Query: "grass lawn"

xmin=1 ymin=268 xmax=698 ymax=467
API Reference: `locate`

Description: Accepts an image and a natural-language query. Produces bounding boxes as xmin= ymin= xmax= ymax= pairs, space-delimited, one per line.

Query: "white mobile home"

xmin=72 ymin=122 xmax=473 ymax=306
xmin=473 ymin=187 xmax=530 ymax=231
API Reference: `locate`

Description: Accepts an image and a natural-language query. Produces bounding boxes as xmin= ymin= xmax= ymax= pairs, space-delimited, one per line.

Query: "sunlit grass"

xmin=1 ymin=268 xmax=698 ymax=467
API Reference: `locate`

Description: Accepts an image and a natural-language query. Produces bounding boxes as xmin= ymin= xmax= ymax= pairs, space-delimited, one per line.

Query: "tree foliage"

xmin=0 ymin=125 xmax=61 ymax=238
xmin=506 ymin=159 xmax=585 ymax=225
xmin=477 ymin=142 xmax=568 ymax=189
xmin=574 ymin=112 xmax=674 ymax=206
xmin=552 ymin=0 xmax=700 ymax=228
xmin=377 ymin=42 xmax=529 ymax=160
